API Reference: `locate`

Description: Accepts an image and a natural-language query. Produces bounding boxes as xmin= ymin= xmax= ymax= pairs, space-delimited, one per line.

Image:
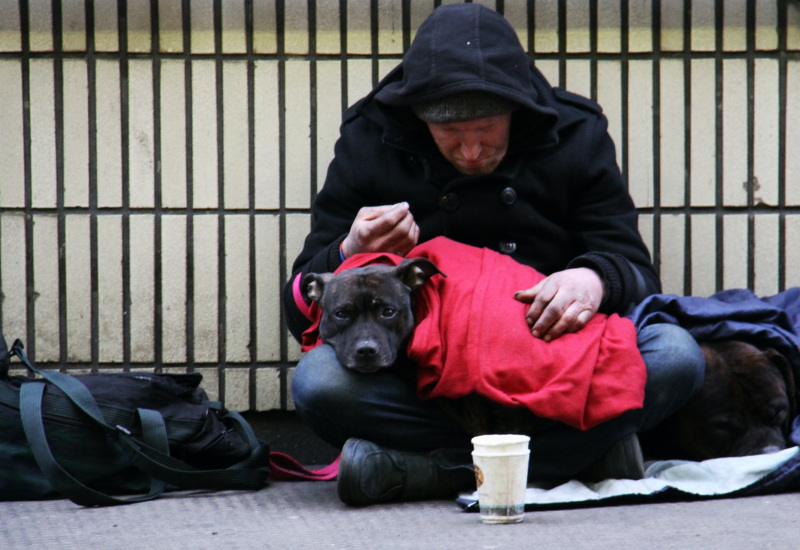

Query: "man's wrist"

xmin=589 ymin=267 xmax=608 ymax=306
xmin=328 ymin=233 xmax=350 ymax=270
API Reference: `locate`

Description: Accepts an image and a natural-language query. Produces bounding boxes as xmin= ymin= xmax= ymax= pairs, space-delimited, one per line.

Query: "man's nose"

xmin=460 ymin=138 xmax=482 ymax=160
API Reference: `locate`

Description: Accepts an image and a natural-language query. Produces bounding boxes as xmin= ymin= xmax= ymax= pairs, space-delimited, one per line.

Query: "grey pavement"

xmin=3 ymin=481 xmax=800 ymax=550
xmin=4 ymin=413 xmax=800 ymax=549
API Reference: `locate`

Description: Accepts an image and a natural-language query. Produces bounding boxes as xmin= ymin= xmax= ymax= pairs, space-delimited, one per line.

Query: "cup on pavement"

xmin=471 ymin=434 xmax=530 ymax=524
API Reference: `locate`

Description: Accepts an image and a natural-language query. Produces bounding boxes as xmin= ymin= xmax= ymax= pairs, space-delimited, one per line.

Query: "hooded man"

xmin=284 ymin=4 xmax=705 ymax=506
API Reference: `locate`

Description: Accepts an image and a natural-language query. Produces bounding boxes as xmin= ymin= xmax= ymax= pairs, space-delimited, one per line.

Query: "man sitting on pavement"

xmin=283 ymin=3 xmax=705 ymax=506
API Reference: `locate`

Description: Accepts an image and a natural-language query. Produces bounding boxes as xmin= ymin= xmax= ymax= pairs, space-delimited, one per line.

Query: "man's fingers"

xmin=343 ymin=203 xmax=419 ymax=258
xmin=357 ymin=202 xmax=405 ymax=221
xmin=514 ymin=289 xmax=533 ymax=303
xmin=515 ymin=280 xmax=553 ymax=329
xmin=514 ymin=279 xmax=546 ymax=304
xmin=379 ymin=219 xmax=419 ymax=255
xmin=528 ymin=299 xmax=564 ymax=339
xmin=371 ymin=204 xmax=417 ymax=251
xmin=514 ymin=268 xmax=603 ymax=341
xmin=536 ymin=303 xmax=586 ymax=341
xmin=365 ymin=202 xmax=410 ymax=232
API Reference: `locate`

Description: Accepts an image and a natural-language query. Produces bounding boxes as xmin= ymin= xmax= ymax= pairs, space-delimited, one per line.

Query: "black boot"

xmin=579 ymin=433 xmax=645 ymax=482
xmin=337 ymin=438 xmax=476 ymax=506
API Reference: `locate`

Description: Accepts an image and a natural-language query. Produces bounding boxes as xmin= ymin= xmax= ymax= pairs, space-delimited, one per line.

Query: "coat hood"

xmin=374 ymin=4 xmax=557 ymax=129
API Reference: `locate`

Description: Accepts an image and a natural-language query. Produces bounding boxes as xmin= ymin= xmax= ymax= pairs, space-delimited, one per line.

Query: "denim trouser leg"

xmin=291 ymin=323 xmax=705 ymax=480
xmin=636 ymin=323 xmax=706 ymax=432
xmin=291 ymin=344 xmax=473 ymax=452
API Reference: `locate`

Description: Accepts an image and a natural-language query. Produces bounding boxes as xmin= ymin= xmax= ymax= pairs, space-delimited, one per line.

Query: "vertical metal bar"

xmin=276 ymin=0 xmax=289 ymax=409
xmin=651 ymin=0 xmax=663 ymax=289
xmin=526 ymin=0 xmax=535 ymax=55
xmin=86 ymin=0 xmax=100 ymax=370
xmin=620 ymin=0 xmax=630 ymax=190
xmin=401 ymin=0 xmax=410 ymax=52
xmin=680 ymin=0 xmax=693 ymax=296
xmin=119 ymin=0 xmax=132 ymax=370
xmin=54 ymin=0 xmax=67 ymax=365
xmin=151 ymin=0 xmax=164 ymax=373
xmin=746 ymin=0 xmax=756 ymax=291
xmin=777 ymin=0 xmax=788 ymax=292
xmin=370 ymin=0 xmax=378 ymax=86
xmin=214 ymin=0 xmax=226 ymax=378
xmin=557 ymin=0 xmax=566 ymax=88
xmin=714 ymin=0 xmax=724 ymax=293
xmin=589 ymin=0 xmax=598 ymax=99
xmin=309 ymin=0 xmax=318 ymax=200
xmin=19 ymin=0 xmax=36 ymax=360
xmin=339 ymin=0 xmax=348 ymax=116
xmin=245 ymin=0 xmax=258 ymax=407
xmin=182 ymin=0 xmax=195 ymax=372
xmin=21 ymin=0 xmax=34 ymax=358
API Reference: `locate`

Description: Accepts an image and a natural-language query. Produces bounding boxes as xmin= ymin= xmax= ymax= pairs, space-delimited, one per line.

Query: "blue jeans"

xmin=291 ymin=323 xmax=704 ymax=480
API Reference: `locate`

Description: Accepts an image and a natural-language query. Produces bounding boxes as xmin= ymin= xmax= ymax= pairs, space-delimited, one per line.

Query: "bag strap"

xmin=12 ymin=340 xmax=268 ymax=506
xmin=20 ymin=382 xmax=168 ymax=506
xmin=204 ymin=403 xmax=273 ymax=469
xmin=114 ymin=427 xmax=268 ymax=490
xmin=12 ymin=340 xmax=111 ymax=430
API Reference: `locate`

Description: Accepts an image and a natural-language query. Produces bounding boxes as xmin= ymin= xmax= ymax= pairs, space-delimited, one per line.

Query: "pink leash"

xmin=269 ymin=452 xmax=340 ymax=481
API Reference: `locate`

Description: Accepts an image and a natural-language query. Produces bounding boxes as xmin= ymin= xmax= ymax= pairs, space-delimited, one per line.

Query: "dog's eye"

xmin=333 ymin=309 xmax=351 ymax=320
xmin=381 ymin=307 xmax=397 ymax=319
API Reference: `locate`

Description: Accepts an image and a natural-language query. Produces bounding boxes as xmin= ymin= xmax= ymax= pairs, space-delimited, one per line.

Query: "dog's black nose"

xmin=356 ymin=342 xmax=378 ymax=357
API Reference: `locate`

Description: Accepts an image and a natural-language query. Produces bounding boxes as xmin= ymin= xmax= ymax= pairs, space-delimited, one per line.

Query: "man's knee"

xmin=637 ymin=323 xmax=705 ymax=430
xmin=292 ymin=344 xmax=353 ymax=414
xmin=638 ymin=323 xmax=705 ymax=392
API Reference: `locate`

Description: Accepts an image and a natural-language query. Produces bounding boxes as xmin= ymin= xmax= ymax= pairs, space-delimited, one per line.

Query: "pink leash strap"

xmin=269 ymin=452 xmax=340 ymax=481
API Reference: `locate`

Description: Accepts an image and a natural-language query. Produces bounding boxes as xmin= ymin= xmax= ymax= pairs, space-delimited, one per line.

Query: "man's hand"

xmin=340 ymin=202 xmax=420 ymax=258
xmin=514 ymin=267 xmax=605 ymax=342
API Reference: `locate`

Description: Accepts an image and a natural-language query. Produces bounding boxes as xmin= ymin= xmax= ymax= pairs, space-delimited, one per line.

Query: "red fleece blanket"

xmin=302 ymin=237 xmax=645 ymax=430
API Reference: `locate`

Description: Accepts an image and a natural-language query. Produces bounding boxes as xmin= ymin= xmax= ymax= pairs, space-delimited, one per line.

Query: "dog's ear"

xmin=395 ymin=258 xmax=445 ymax=292
xmin=764 ymin=347 xmax=798 ymax=420
xmin=301 ymin=272 xmax=333 ymax=303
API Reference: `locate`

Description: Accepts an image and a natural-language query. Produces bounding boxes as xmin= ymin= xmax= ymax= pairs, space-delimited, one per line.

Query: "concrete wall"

xmin=0 ymin=0 xmax=799 ymax=411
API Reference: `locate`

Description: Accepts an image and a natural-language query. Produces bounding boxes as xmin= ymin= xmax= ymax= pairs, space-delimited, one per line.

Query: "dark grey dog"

xmin=301 ymin=258 xmax=443 ymax=374
xmin=301 ymin=257 xmax=530 ymax=437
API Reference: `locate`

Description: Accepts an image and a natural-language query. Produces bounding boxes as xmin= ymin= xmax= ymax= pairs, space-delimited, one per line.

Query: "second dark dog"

xmin=642 ymin=340 xmax=797 ymax=461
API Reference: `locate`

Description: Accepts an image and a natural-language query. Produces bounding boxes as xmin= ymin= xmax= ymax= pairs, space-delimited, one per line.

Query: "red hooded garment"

xmin=301 ymin=237 xmax=646 ymax=431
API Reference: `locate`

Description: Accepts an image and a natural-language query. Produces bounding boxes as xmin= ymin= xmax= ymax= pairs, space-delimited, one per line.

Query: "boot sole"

xmin=337 ymin=438 xmax=370 ymax=506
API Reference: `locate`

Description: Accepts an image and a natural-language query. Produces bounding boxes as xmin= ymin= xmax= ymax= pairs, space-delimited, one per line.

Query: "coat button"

xmin=440 ymin=193 xmax=459 ymax=212
xmin=500 ymin=187 xmax=517 ymax=206
xmin=499 ymin=241 xmax=517 ymax=254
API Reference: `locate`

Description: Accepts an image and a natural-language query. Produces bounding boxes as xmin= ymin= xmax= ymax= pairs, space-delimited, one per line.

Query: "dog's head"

xmin=656 ymin=340 xmax=797 ymax=461
xmin=302 ymin=258 xmax=443 ymax=373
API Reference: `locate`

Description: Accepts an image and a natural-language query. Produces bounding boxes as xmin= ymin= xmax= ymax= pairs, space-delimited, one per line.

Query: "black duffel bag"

xmin=0 ymin=334 xmax=271 ymax=506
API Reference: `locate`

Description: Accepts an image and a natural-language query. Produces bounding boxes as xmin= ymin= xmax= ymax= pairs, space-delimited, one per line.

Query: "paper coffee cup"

xmin=471 ymin=434 xmax=530 ymax=524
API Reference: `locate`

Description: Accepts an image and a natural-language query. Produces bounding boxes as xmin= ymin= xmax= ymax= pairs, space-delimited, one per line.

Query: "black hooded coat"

xmin=284 ymin=4 xmax=660 ymax=341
